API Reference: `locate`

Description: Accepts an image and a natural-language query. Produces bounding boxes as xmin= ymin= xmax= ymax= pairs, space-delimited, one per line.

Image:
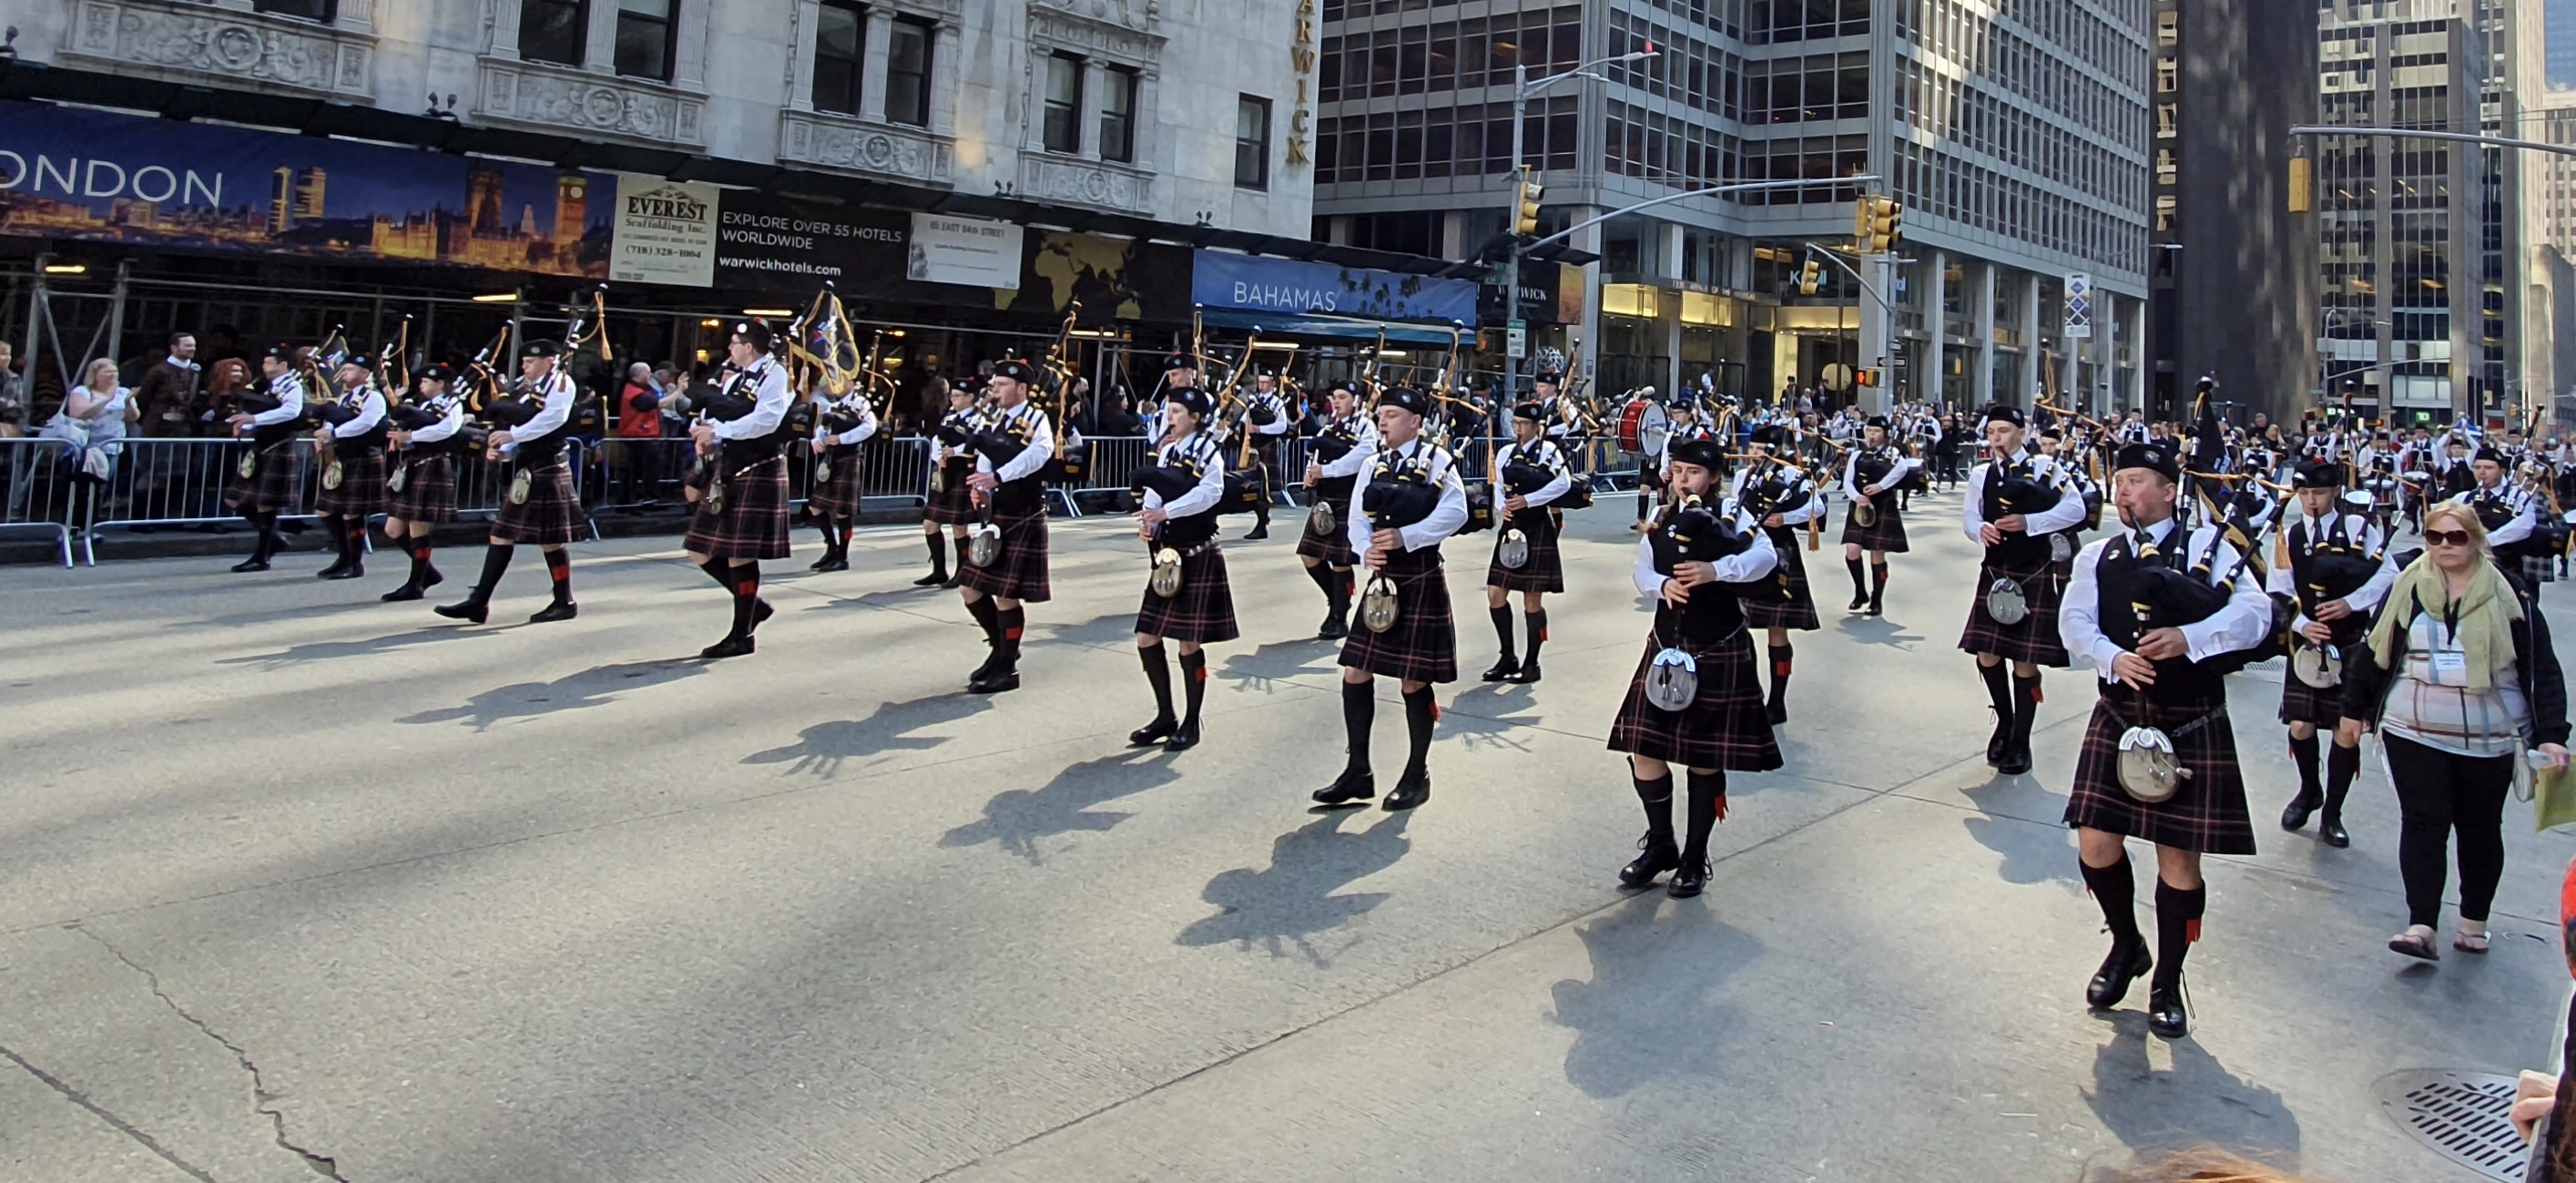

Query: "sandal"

xmin=2455 ymin=921 xmax=2490 ymax=954
xmin=2388 ymin=924 xmax=2440 ymax=961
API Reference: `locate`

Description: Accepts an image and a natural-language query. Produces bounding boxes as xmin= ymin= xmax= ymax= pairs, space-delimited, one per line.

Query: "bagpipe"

xmin=2128 ymin=523 xmax=2276 ymax=677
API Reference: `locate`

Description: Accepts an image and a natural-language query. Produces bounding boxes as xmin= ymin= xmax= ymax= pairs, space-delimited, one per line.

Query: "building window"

xmin=1236 ymin=95 xmax=1272 ymax=189
xmin=1099 ymin=66 xmax=1137 ymax=164
xmin=886 ymin=18 xmax=933 ymax=127
xmin=521 ymin=0 xmax=589 ymax=67
xmin=813 ymin=1 xmax=867 ymax=115
xmin=252 ymin=0 xmax=337 ymax=21
xmin=616 ymin=0 xmax=677 ymax=82
xmin=1044 ymin=54 xmax=1085 ymax=154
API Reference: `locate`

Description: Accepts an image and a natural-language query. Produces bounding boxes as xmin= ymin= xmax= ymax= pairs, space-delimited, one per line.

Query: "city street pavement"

xmin=3 ymin=487 xmax=2570 ymax=1183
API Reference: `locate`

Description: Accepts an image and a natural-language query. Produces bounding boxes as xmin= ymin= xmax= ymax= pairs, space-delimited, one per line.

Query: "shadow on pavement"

xmin=1175 ymin=810 xmax=1411 ymax=967
xmin=2082 ymin=1017 xmax=2302 ymax=1157
xmin=939 ymin=749 xmax=1180 ymax=864
xmin=1550 ymin=897 xmax=1759 ymax=1098
xmin=1833 ymin=614 xmax=1927 ymax=650
xmin=1441 ymin=682 xmax=1545 ymax=752
xmin=217 ymin=626 xmax=498 ymax=666
xmin=397 ymin=660 xmax=705 ymax=731
xmin=740 ymin=695 xmax=994 ymax=779
xmin=1215 ymin=638 xmax=1340 ymax=693
xmin=1961 ymin=779 xmax=2082 ymax=887
xmin=1039 ymin=611 xmax=1144 ymax=648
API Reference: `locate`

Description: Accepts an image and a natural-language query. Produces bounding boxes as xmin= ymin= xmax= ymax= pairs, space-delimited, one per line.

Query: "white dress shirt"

xmin=709 ymin=359 xmax=793 ymax=442
xmin=1345 ymin=436 xmax=1469 ymax=556
xmin=2062 ymin=516 xmax=2275 ymax=684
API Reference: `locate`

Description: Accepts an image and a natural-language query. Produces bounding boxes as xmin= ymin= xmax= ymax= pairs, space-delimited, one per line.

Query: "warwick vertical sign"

xmin=1288 ymin=0 xmax=1316 ymax=168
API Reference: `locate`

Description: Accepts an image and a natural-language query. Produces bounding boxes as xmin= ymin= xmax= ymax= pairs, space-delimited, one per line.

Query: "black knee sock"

xmin=321 ymin=515 xmax=347 ymax=563
xmin=1682 ymin=769 xmax=1727 ymax=863
xmin=1305 ymin=561 xmax=1339 ymax=602
xmin=964 ymin=593 xmax=1002 ymax=647
xmin=545 ymin=547 xmax=572 ymax=603
xmin=1341 ymin=679 xmax=1375 ymax=774
xmin=995 ymin=606 xmax=1025 ymax=668
xmin=1336 ymin=568 xmax=1355 ymax=614
xmin=1179 ymin=649 xmax=1208 ymax=726
xmin=700 ymin=556 xmax=733 ymax=589
xmin=1490 ymin=605 xmax=1517 ymax=665
xmin=1847 ymin=556 xmax=1868 ymax=597
xmin=1767 ymin=644 xmax=1794 ymax=709
xmin=2010 ymin=671 xmax=2042 ymax=750
xmin=2324 ymin=741 xmax=2361 ymax=818
xmin=470 ymin=543 xmax=514 ymax=601
xmin=1633 ymin=773 xmax=1675 ymax=847
xmin=813 ymin=513 xmax=838 ymax=552
xmin=408 ymin=542 xmax=432 ymax=584
xmin=1637 ymin=488 xmax=1652 ymax=522
xmin=258 ymin=512 xmax=281 ymax=558
xmin=731 ymin=562 xmax=760 ymax=636
xmin=2152 ymin=879 xmax=2205 ymax=991
xmin=1979 ymin=659 xmax=2011 ymax=721
xmin=925 ymin=530 xmax=948 ymax=573
xmin=1140 ymin=644 xmax=1174 ymax=720
xmin=1400 ymin=684 xmax=1437 ymax=779
xmin=2080 ymin=853 xmax=2144 ymax=949
xmin=1523 ymin=609 xmax=1548 ymax=667
xmin=347 ymin=518 xmax=367 ymax=560
xmin=1869 ymin=561 xmax=1889 ymax=607
xmin=836 ymin=523 xmax=853 ymax=554
xmin=2288 ymin=731 xmax=2321 ymax=799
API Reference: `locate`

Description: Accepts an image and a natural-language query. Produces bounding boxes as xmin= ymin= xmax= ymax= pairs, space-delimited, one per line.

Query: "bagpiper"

xmin=2268 ymin=458 xmax=2396 ymax=847
xmin=1481 ymin=401 xmax=1573 ymax=685
xmin=435 ymin=340 xmax=580 ymax=625
xmin=805 ymin=382 xmax=880 ymax=573
xmin=954 ymin=360 xmax=1056 ymax=694
xmin=311 ymin=353 xmax=390 ymax=581
xmin=1839 ymin=414 xmax=1915 ymax=617
xmin=1298 ymin=380 xmax=1377 ymax=639
xmin=1607 ymin=435 xmax=1785 ymax=899
xmin=1128 ymin=386 xmax=1238 ymax=751
xmin=223 ymin=344 xmax=311 ymax=573
xmin=1960 ymin=403 xmax=2085 ymax=775
xmin=917 ymin=380 xmax=983 ymax=587
xmin=1238 ymin=369 xmax=1292 ymax=541
xmin=2450 ymin=445 xmax=2550 ymax=589
xmin=1729 ymin=423 xmax=1822 ymax=725
xmin=380 ymin=363 xmax=466 ymax=601
xmin=1316 ymin=386 xmax=1467 ymax=812
xmin=682 ymin=322 xmax=796 ymax=658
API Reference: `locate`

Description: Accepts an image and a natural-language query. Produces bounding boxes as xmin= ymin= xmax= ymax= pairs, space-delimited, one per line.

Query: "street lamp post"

xmin=1506 ymin=46 xmax=1656 ymax=387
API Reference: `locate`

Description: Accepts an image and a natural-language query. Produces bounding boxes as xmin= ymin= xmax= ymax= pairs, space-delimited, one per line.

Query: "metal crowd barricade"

xmin=78 ymin=437 xmax=317 ymax=566
xmin=0 ymin=437 xmax=80 ymax=566
xmin=782 ymin=434 xmax=934 ymax=513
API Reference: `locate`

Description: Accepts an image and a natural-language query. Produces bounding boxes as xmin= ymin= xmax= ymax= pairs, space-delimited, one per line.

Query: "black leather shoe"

xmin=753 ymin=599 xmax=775 ymax=627
xmin=700 ymin=634 xmax=755 ymax=659
xmin=322 ymin=562 xmax=363 ymax=580
xmin=1619 ymin=838 xmax=1681 ymax=889
xmin=1867 ymin=595 xmax=1885 ymax=617
xmin=2085 ymin=941 xmax=2153 ymax=1010
xmin=2318 ymin=812 xmax=2350 ymax=849
xmin=528 ymin=599 xmax=579 ymax=624
xmin=1382 ymin=769 xmax=1431 ymax=811
xmin=1129 ymin=716 xmax=1177 ymax=747
xmin=2280 ymin=790 xmax=2321 ymax=831
xmin=433 ymin=599 xmax=490 ymax=625
xmin=1985 ymin=712 xmax=2011 ymax=767
xmin=1667 ymin=856 xmax=1711 ymax=899
xmin=1766 ymin=699 xmax=1788 ymax=727
xmin=1318 ymin=613 xmax=1348 ymax=640
xmin=1481 ymin=658 xmax=1520 ymax=682
xmin=1312 ymin=769 xmax=1376 ymax=806
xmin=420 ymin=567 xmax=443 ymax=592
xmin=969 ymin=669 xmax=1021 ymax=694
xmin=913 ymin=569 xmax=949 ymax=586
xmin=231 ymin=557 xmax=271 ymax=573
xmin=1997 ymin=739 xmax=2033 ymax=777
xmin=1166 ymin=720 xmax=1201 ymax=752
xmin=315 ymin=558 xmax=351 ymax=579
xmin=1505 ymin=660 xmax=1543 ymax=685
xmin=2146 ymin=982 xmax=2190 ymax=1039
xmin=1848 ymin=592 xmax=1869 ymax=611
xmin=1244 ymin=525 xmax=1269 ymax=540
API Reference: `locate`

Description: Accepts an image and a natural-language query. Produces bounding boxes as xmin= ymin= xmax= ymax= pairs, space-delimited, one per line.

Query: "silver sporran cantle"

xmin=1984 ymin=576 xmax=2029 ymax=626
xmin=705 ymin=474 xmax=727 ymax=517
xmin=813 ymin=457 xmax=832 ymax=485
xmin=2292 ymin=641 xmax=2344 ymax=688
xmin=1644 ymin=647 xmax=1700 ymax=712
xmin=2049 ymin=532 xmax=2074 ymax=564
xmin=1359 ymin=573 xmax=1400 ymax=633
xmin=967 ymin=521 xmax=1002 ymax=567
xmin=509 ymin=467 xmax=533 ymax=505
xmin=238 ymin=451 xmax=258 ymax=479
xmin=321 ymin=459 xmax=344 ymax=491
xmin=2115 ymin=725 xmax=2190 ymax=803
xmin=930 ymin=464 xmax=947 ymax=494
xmin=1309 ymin=498 xmax=1337 ymax=536
xmin=1149 ymin=546 xmax=1184 ymax=597
xmin=1498 ymin=527 xmax=1531 ymax=569
xmin=1851 ymin=496 xmax=1878 ymax=529
xmin=388 ymin=463 xmax=409 ymax=494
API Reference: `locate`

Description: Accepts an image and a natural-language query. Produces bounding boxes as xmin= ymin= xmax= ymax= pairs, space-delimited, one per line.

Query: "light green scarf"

xmin=2367 ymin=554 xmax=2522 ymax=689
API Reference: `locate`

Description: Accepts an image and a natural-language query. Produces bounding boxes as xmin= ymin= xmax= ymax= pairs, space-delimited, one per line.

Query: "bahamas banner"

xmin=1191 ymin=250 xmax=1478 ymax=325
xmin=0 ymin=100 xmax=613 ymax=278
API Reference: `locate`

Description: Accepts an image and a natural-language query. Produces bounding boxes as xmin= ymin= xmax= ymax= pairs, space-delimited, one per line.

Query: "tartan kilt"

xmin=313 ymin=449 xmax=388 ymax=518
xmin=1839 ymin=497 xmax=1910 ymax=553
xmin=1339 ymin=554 xmax=1458 ymax=683
xmin=490 ymin=460 xmax=581 ymax=546
xmin=2276 ymin=669 xmax=2348 ymax=727
xmin=1957 ymin=563 xmax=2072 ymax=667
xmin=1485 ymin=509 xmax=1565 ymax=593
xmin=808 ymin=447 xmax=868 ymax=517
xmin=1294 ymin=500 xmax=1357 ymax=566
xmin=1607 ymin=630 xmax=1784 ymax=772
xmin=224 ymin=442 xmax=300 ymax=513
xmin=2522 ymin=552 xmax=2559 ymax=586
xmin=1135 ymin=545 xmax=1240 ymax=644
xmin=2063 ymin=696 xmax=2257 ymax=855
xmin=923 ymin=459 xmax=978 ymax=525
xmin=386 ymin=453 xmax=459 ymax=523
xmin=956 ymin=510 xmax=1052 ymax=602
xmin=683 ymin=457 xmax=792 ymax=560
xmin=1743 ymin=528 xmax=1821 ymax=631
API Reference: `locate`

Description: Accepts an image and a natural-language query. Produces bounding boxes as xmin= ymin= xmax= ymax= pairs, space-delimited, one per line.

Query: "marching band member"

xmin=2449 ymin=445 xmax=2549 ymax=588
xmin=955 ymin=360 xmax=1056 ymax=694
xmin=1729 ymin=423 xmax=1822 ymax=725
xmin=806 ymin=384 xmax=879 ymax=574
xmin=1839 ymin=414 xmax=1915 ymax=617
xmin=223 ymin=344 xmax=310 ymax=573
xmin=2268 ymin=459 xmax=2396 ymax=847
xmin=380 ymin=364 xmax=466 ymax=602
xmin=1607 ymin=435 xmax=1784 ymax=898
xmin=683 ymin=323 xmax=795 ymax=659
xmin=311 ymin=354 xmax=390 ymax=581
xmin=1298 ymin=380 xmax=1377 ymax=639
xmin=1482 ymin=402 xmax=1573 ymax=685
xmin=436 ymin=340 xmax=580 ymax=626
xmin=918 ymin=381 xmax=983 ymax=587
xmin=1129 ymin=387 xmax=1238 ymax=751
xmin=2061 ymin=439 xmax=2273 ymax=1040
xmin=1240 ymin=369 xmax=1291 ymax=541
xmin=1960 ymin=403 xmax=2086 ymax=775
xmin=1317 ymin=386 xmax=1467 ymax=812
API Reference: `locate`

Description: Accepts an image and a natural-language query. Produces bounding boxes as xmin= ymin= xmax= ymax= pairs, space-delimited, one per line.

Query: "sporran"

xmin=238 ymin=451 xmax=259 ymax=479
xmin=1851 ymin=497 xmax=1879 ymax=529
xmin=321 ymin=459 xmax=344 ymax=491
xmin=1308 ymin=498 xmax=1337 ymax=535
xmin=1359 ymin=573 xmax=1400 ymax=633
xmin=1149 ymin=547 xmax=1184 ymax=597
xmin=1643 ymin=647 xmax=1700 ymax=712
xmin=813 ymin=457 xmax=832 ymax=485
xmin=966 ymin=522 xmax=1002 ymax=567
xmin=1984 ymin=576 xmax=2030 ymax=626
xmin=2049 ymin=532 xmax=2074 ymax=563
xmin=1498 ymin=527 xmax=1531 ymax=569
xmin=508 ymin=468 xmax=533 ymax=506
xmin=2292 ymin=641 xmax=2343 ymax=689
xmin=2115 ymin=725 xmax=2190 ymax=803
xmin=388 ymin=463 xmax=409 ymax=494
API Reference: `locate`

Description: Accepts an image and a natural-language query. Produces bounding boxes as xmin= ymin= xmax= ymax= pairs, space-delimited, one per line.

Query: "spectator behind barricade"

xmin=131 ymin=332 xmax=203 ymax=438
xmin=0 ymin=341 xmax=21 ymax=437
xmin=204 ymin=356 xmax=252 ymax=415
xmin=615 ymin=362 xmax=667 ymax=505
xmin=42 ymin=357 xmax=136 ymax=479
xmin=1096 ymin=392 xmax=1143 ymax=438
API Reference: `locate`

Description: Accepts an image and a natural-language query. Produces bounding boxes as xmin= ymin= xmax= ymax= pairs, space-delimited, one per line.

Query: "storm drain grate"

xmin=2374 ymin=1069 xmax=2530 ymax=1182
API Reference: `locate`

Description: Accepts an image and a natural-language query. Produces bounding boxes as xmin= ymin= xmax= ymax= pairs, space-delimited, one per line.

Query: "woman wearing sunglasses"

xmin=2345 ymin=502 xmax=2571 ymax=961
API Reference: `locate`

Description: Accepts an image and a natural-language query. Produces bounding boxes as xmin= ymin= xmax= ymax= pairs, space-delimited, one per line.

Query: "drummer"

xmin=1619 ymin=387 xmax=1671 ymax=527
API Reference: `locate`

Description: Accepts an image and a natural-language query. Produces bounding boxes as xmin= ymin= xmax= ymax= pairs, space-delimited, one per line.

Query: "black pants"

xmin=2384 ymin=733 xmax=2514 ymax=928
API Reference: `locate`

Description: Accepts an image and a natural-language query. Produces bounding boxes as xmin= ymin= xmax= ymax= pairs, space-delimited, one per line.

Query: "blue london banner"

xmin=1190 ymin=250 xmax=1478 ymax=325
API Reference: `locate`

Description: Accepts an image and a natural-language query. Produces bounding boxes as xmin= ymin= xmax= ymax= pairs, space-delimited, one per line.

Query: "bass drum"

xmin=1616 ymin=399 xmax=1671 ymax=455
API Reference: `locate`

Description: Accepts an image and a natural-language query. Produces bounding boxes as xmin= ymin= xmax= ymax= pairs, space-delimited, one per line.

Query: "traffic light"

xmin=1512 ymin=168 xmax=1544 ymax=237
xmin=1797 ymin=260 xmax=1822 ymax=296
xmin=1855 ymin=368 xmax=1880 ymax=388
xmin=2287 ymin=156 xmax=2314 ymax=214
xmin=1862 ymin=197 xmax=1903 ymax=252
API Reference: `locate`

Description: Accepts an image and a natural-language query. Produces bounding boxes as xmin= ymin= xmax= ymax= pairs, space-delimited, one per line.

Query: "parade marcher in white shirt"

xmin=1839 ymin=414 xmax=1916 ymax=617
xmin=2060 ymin=440 xmax=2274 ymax=1039
xmin=380 ymin=364 xmax=467 ymax=602
xmin=1481 ymin=403 xmax=1573 ymax=684
xmin=437 ymin=341 xmax=581 ymax=625
xmin=682 ymin=324 xmax=797 ymax=658
xmin=1729 ymin=423 xmax=1823 ymax=725
xmin=223 ymin=344 xmax=311 ymax=572
xmin=805 ymin=385 xmax=880 ymax=573
xmin=918 ymin=381 xmax=983 ymax=587
xmin=956 ymin=360 xmax=1056 ymax=694
xmin=1960 ymin=403 xmax=2087 ymax=775
xmin=311 ymin=354 xmax=390 ymax=581
xmin=2450 ymin=445 xmax=2551 ymax=588
xmin=1239 ymin=370 xmax=1291 ymax=541
xmin=1298 ymin=381 xmax=1378 ymax=639
xmin=1129 ymin=387 xmax=1239 ymax=751
xmin=2268 ymin=458 xmax=2398 ymax=847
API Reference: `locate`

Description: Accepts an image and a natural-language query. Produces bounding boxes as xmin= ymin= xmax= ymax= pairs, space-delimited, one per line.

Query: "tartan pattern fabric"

xmin=2062 ymin=695 xmax=2257 ymax=855
xmin=386 ymin=454 xmax=459 ymax=523
xmin=1956 ymin=562 xmax=2072 ymax=667
xmin=490 ymin=460 xmax=581 ymax=546
xmin=1338 ymin=553 xmax=1459 ymax=683
xmin=1839 ymin=499 xmax=1910 ymax=553
xmin=1294 ymin=500 xmax=1357 ymax=566
xmin=1744 ymin=528 xmax=1822 ymax=631
xmin=683 ymin=457 xmax=792 ymax=560
xmin=955 ymin=510 xmax=1053 ymax=603
xmin=2276 ymin=673 xmax=2348 ymax=727
xmin=922 ymin=459 xmax=979 ymax=525
xmin=1485 ymin=509 xmax=1565 ymax=592
xmin=1135 ymin=546 xmax=1240 ymax=644
xmin=1606 ymin=629 xmax=1784 ymax=771
xmin=224 ymin=442 xmax=300 ymax=513
xmin=808 ymin=447 xmax=868 ymax=517
xmin=313 ymin=449 xmax=388 ymax=517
